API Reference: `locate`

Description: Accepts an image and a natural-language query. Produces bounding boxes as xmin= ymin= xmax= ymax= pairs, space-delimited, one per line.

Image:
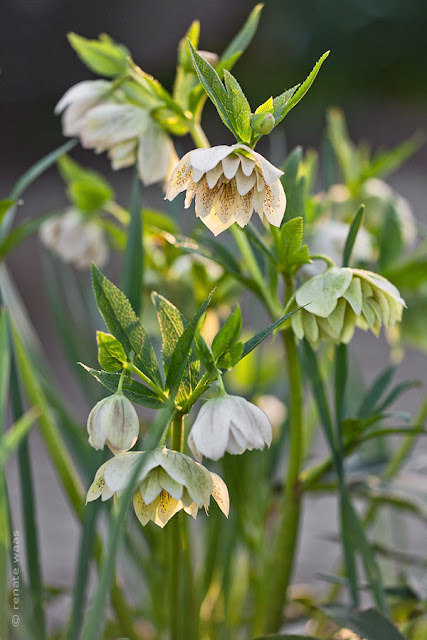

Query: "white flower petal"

xmin=189 ymin=398 xmax=231 ymax=461
xmin=138 ymin=126 xmax=176 ymax=186
xmin=55 ymin=80 xmax=111 ymax=114
xmin=235 ymin=190 xmax=255 ymax=228
xmin=165 ymin=153 xmax=192 ymax=201
xmin=158 ymin=467 xmax=183 ymax=501
xmin=210 ymin=182 xmax=239 ymax=224
xmin=206 ymin=163 xmax=224 ymax=189
xmin=155 ymin=449 xmax=213 ymax=508
xmin=194 ymin=177 xmax=221 ymax=219
xmin=296 ymin=268 xmax=353 ymax=318
xmin=260 ymin=180 xmax=286 ymax=227
xmin=86 ymin=461 xmax=109 ymax=503
xmin=235 ymin=167 xmax=256 ymax=196
xmin=190 ymin=146 xmax=232 ymax=173
xmin=108 ymin=140 xmax=137 ymax=169
xmin=221 ymin=154 xmax=240 ymax=180
xmin=239 ymin=154 xmax=256 ymax=176
xmin=210 ymin=471 xmax=229 ymax=517
xmin=184 ymin=179 xmax=197 ymax=209
xmin=200 ymin=211 xmax=235 ymax=236
xmin=253 ymin=150 xmax=284 ymax=185
xmin=104 ymin=451 xmax=157 ymax=493
xmin=139 ymin=468 xmax=162 ymax=504
xmin=81 ymin=104 xmax=150 ymax=150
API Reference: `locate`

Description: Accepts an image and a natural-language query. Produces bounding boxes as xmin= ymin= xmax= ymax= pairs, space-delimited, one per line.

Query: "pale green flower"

xmin=39 ymin=209 xmax=108 ymax=269
xmin=165 ymin=144 xmax=286 ymax=235
xmin=87 ymin=393 xmax=139 ymax=455
xmin=188 ymin=394 xmax=272 ymax=461
xmin=291 ymin=267 xmax=406 ymax=348
xmin=86 ymin=448 xmax=229 ymax=528
xmin=54 ymin=80 xmax=112 ymax=136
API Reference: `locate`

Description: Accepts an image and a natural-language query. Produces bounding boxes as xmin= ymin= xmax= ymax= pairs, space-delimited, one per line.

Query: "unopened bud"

xmin=250 ymin=112 xmax=275 ymax=135
xmin=197 ymin=50 xmax=219 ymax=67
xmin=87 ymin=393 xmax=139 ymax=454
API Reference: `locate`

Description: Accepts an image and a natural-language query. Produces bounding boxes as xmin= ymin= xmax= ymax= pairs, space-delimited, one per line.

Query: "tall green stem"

xmin=169 ymin=414 xmax=184 ymax=640
xmin=262 ymin=276 xmax=303 ymax=632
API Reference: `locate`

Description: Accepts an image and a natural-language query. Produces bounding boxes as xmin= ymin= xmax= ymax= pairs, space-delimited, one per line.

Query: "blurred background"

xmin=2 ymin=0 xmax=427 ymax=628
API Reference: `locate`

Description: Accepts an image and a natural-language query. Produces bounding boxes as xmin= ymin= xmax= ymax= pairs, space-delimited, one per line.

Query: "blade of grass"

xmin=120 ymin=167 xmax=143 ymax=316
xmin=342 ymin=205 xmax=365 ymax=267
xmin=0 ymin=309 xmax=11 ymax=640
xmin=9 ymin=353 xmax=46 ymax=639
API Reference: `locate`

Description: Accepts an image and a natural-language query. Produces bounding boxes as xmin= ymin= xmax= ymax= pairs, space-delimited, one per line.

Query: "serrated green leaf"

xmin=255 ymin=96 xmax=273 ymax=115
xmin=166 ymin=290 xmax=214 ymax=397
xmin=188 ymin=40 xmax=235 ymax=135
xmin=217 ymin=341 xmax=244 ymax=369
xmin=321 ymin=605 xmax=406 ymax=640
xmin=223 ymin=70 xmax=251 ymax=142
xmin=212 ymin=306 xmax=242 ymax=361
xmin=220 ymin=3 xmax=263 ymax=64
xmin=91 ymin=265 xmax=162 ymax=387
xmin=151 ymin=292 xmax=200 ymax=400
xmin=272 ymin=85 xmax=299 ymax=124
xmin=96 ymin=331 xmax=126 ymax=372
xmin=81 ymin=365 xmax=164 ymax=409
xmin=278 ymin=217 xmax=310 ymax=274
xmin=68 ymin=32 xmax=129 ymax=77
xmin=276 ymin=51 xmax=330 ymax=123
xmin=342 ymin=205 xmax=365 ymax=267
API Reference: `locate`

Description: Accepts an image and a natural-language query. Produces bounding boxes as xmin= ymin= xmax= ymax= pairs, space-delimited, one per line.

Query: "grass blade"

xmin=0 ymin=309 xmax=11 ymax=640
xmin=120 ymin=168 xmax=143 ymax=316
xmin=342 ymin=205 xmax=365 ymax=267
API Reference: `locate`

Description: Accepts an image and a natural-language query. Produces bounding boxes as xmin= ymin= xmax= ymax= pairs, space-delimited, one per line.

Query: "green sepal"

xmin=277 ymin=217 xmax=310 ymax=275
xmin=68 ymin=32 xmax=129 ymax=77
xmin=212 ymin=306 xmax=242 ymax=362
xmin=91 ymin=265 xmax=163 ymax=388
xmin=81 ymin=365 xmax=164 ymax=409
xmin=96 ymin=331 xmax=126 ymax=372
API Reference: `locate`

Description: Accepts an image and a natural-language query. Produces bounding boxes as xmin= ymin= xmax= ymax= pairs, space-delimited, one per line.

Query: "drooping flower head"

xmin=87 ymin=448 xmax=229 ymax=528
xmin=291 ymin=267 xmax=406 ymax=348
xmin=165 ymin=144 xmax=286 ymax=235
xmin=39 ymin=209 xmax=108 ymax=269
xmin=188 ymin=394 xmax=272 ymax=461
xmin=87 ymin=393 xmax=140 ymax=455
xmin=55 ymin=83 xmax=178 ymax=187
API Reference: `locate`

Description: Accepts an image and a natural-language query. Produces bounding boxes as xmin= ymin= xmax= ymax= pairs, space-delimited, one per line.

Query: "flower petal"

xmin=158 ymin=467 xmax=183 ymax=501
xmin=206 ymin=163 xmax=224 ymax=189
xmin=139 ymin=468 xmax=162 ymax=504
xmin=295 ymin=268 xmax=353 ymax=318
xmin=81 ymin=104 xmax=150 ymax=150
xmin=104 ymin=451 xmax=157 ymax=493
xmin=235 ymin=190 xmax=255 ymax=228
xmin=156 ymin=449 xmax=213 ymax=507
xmin=189 ymin=398 xmax=231 ymax=461
xmin=153 ymin=490 xmax=182 ymax=528
xmin=239 ymin=154 xmax=256 ymax=176
xmin=138 ymin=126 xmax=176 ymax=186
xmin=200 ymin=211 xmax=235 ymax=236
xmin=133 ymin=491 xmax=159 ymax=526
xmin=221 ymin=154 xmax=240 ymax=180
xmin=108 ymin=140 xmax=137 ymax=169
xmin=86 ymin=461 xmax=109 ymax=503
xmin=235 ymin=167 xmax=256 ymax=196
xmin=210 ymin=471 xmax=230 ymax=517
xmin=55 ymin=80 xmax=111 ymax=114
xmin=190 ymin=146 xmax=232 ymax=173
xmin=253 ymin=150 xmax=284 ymax=185
xmin=165 ymin=153 xmax=193 ymax=201
xmin=260 ymin=180 xmax=286 ymax=227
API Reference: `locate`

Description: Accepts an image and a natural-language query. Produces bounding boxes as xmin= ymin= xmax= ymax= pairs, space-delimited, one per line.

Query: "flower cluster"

xmin=39 ymin=209 xmax=108 ymax=269
xmin=86 ymin=448 xmax=229 ymax=528
xmin=291 ymin=267 xmax=406 ymax=348
xmin=166 ymin=144 xmax=286 ymax=235
xmin=55 ymin=81 xmax=178 ymax=186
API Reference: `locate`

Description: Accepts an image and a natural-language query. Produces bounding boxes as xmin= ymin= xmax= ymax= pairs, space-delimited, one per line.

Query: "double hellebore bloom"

xmin=291 ymin=267 xmax=406 ymax=349
xmin=165 ymin=144 xmax=286 ymax=235
xmin=86 ymin=448 xmax=229 ymax=528
xmin=188 ymin=394 xmax=272 ymax=461
xmin=39 ymin=209 xmax=108 ymax=269
xmin=87 ymin=393 xmax=140 ymax=455
xmin=55 ymin=83 xmax=178 ymax=186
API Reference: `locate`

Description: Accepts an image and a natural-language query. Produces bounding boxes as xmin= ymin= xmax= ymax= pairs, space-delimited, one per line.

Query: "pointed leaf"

xmin=241 ymin=309 xmax=299 ymax=360
xmin=96 ymin=331 xmax=127 ymax=372
xmin=321 ymin=605 xmax=407 ymax=640
xmin=220 ymin=4 xmax=263 ymax=63
xmin=212 ymin=306 xmax=242 ymax=361
xmin=91 ymin=265 xmax=162 ymax=387
xmin=223 ymin=70 xmax=251 ymax=142
xmin=81 ymin=365 xmax=164 ymax=409
xmin=343 ymin=205 xmax=365 ymax=267
xmin=68 ymin=32 xmax=129 ymax=77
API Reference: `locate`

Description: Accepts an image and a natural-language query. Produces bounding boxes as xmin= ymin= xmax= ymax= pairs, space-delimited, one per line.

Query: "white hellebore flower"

xmin=39 ymin=209 xmax=108 ymax=269
xmin=55 ymin=80 xmax=112 ymax=137
xmin=188 ymin=394 xmax=272 ymax=461
xmin=86 ymin=448 xmax=229 ymax=528
xmin=165 ymin=144 xmax=286 ymax=235
xmin=87 ymin=393 xmax=140 ymax=455
xmin=79 ymin=103 xmax=178 ymax=186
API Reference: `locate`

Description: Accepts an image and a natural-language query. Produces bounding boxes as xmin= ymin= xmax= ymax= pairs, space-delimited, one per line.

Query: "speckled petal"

xmin=194 ymin=177 xmax=221 ymax=218
xmin=253 ymin=150 xmax=284 ymax=185
xmin=200 ymin=211 xmax=235 ymax=236
xmin=165 ymin=153 xmax=192 ymax=201
xmin=235 ymin=190 xmax=255 ymax=228
xmin=260 ymin=180 xmax=286 ymax=227
xmin=253 ymin=186 xmax=265 ymax=212
xmin=211 ymin=182 xmax=239 ymax=224
xmin=86 ymin=461 xmax=109 ymax=503
xmin=192 ymin=167 xmax=205 ymax=183
xmin=153 ymin=490 xmax=182 ymax=528
xmin=210 ymin=471 xmax=230 ymax=517
xmin=133 ymin=491 xmax=159 ymax=526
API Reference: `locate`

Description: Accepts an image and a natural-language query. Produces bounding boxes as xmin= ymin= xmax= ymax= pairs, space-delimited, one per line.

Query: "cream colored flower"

xmin=87 ymin=393 xmax=139 ymax=455
xmin=55 ymin=80 xmax=112 ymax=137
xmin=291 ymin=267 xmax=406 ymax=348
xmin=39 ymin=209 xmax=108 ymax=269
xmin=86 ymin=448 xmax=229 ymax=528
xmin=188 ymin=394 xmax=272 ymax=461
xmin=165 ymin=144 xmax=286 ymax=235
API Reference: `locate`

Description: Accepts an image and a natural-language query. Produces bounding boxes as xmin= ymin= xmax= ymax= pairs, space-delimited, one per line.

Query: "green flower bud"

xmin=291 ymin=267 xmax=406 ymax=348
xmin=87 ymin=393 xmax=139 ymax=454
xmin=250 ymin=112 xmax=275 ymax=135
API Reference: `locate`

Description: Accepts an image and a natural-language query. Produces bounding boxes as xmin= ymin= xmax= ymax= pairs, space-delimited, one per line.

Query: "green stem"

xmin=189 ymin=122 xmax=210 ymax=149
xmin=262 ymin=277 xmax=303 ymax=632
xmin=117 ymin=368 xmax=126 ymax=395
xmin=170 ymin=414 xmax=184 ymax=640
xmin=126 ymin=362 xmax=168 ymax=401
